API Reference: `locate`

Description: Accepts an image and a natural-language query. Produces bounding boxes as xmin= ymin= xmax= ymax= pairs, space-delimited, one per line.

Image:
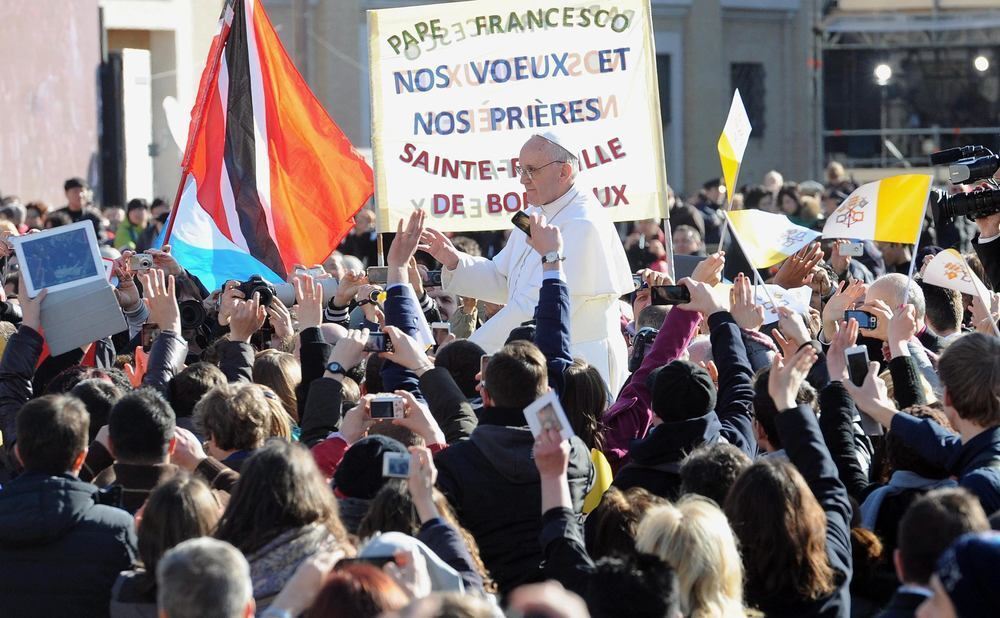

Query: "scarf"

xmin=859 ymin=471 xmax=955 ymax=530
xmin=246 ymin=523 xmax=339 ymax=601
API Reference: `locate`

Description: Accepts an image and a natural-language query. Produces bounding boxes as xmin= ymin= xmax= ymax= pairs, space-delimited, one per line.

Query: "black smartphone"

xmin=366 ymin=266 xmax=388 ymax=285
xmin=141 ymin=323 xmax=161 ymax=352
xmin=845 ymin=345 xmax=870 ymax=387
xmin=650 ymin=285 xmax=691 ymax=305
xmin=511 ymin=211 xmax=531 ymax=237
xmin=844 ymin=309 xmax=878 ymax=330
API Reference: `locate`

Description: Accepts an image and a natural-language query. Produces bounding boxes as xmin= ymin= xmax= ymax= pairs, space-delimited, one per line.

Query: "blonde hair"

xmin=258 ymin=385 xmax=293 ymax=441
xmin=253 ymin=350 xmax=301 ymax=422
xmin=635 ymin=497 xmax=745 ymax=618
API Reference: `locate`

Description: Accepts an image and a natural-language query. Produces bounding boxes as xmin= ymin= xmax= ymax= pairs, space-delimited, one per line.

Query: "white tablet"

xmin=524 ymin=390 xmax=575 ymax=441
xmin=11 ymin=222 xmax=105 ymax=298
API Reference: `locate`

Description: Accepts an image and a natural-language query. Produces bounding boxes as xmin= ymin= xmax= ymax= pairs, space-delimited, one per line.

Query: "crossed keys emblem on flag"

xmin=779 ymin=230 xmax=809 ymax=248
xmin=835 ymin=195 xmax=868 ymax=227
xmin=944 ymin=261 xmax=972 ymax=283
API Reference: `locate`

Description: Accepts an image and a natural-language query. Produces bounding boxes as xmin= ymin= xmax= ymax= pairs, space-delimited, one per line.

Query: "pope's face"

xmin=518 ymin=137 xmax=571 ymax=206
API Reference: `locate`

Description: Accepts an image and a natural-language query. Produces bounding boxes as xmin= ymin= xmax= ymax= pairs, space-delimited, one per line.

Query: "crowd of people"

xmin=0 ymin=142 xmax=999 ymax=618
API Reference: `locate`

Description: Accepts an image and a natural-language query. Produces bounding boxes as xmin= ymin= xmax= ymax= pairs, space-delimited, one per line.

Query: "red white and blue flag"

xmin=164 ymin=0 xmax=373 ymax=289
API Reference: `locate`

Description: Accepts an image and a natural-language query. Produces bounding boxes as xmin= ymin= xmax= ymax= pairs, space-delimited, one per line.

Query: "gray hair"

xmin=871 ymin=273 xmax=926 ymax=320
xmin=157 ymin=538 xmax=253 ymax=618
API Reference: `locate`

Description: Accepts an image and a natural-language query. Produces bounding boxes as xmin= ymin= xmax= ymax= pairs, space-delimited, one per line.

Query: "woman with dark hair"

xmin=560 ymin=359 xmax=613 ymax=514
xmin=306 ymin=563 xmax=408 ymax=618
xmin=214 ymin=440 xmax=351 ymax=607
xmin=356 ymin=448 xmax=493 ymax=595
xmin=111 ymin=473 xmax=221 ymax=617
xmin=724 ymin=346 xmax=852 ymax=616
xmin=583 ymin=486 xmax=666 ymax=562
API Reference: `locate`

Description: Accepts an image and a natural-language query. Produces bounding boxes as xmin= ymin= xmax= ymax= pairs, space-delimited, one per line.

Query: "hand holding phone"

xmin=845 ymin=344 xmax=870 ymax=387
xmin=512 ymin=212 xmax=532 ymax=237
xmin=844 ymin=309 xmax=877 ymax=331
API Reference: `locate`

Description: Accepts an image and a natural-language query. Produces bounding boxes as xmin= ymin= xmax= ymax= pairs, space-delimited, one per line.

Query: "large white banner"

xmin=368 ymin=0 xmax=668 ymax=233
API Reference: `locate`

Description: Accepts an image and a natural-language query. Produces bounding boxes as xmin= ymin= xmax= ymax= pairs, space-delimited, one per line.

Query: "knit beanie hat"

xmin=333 ymin=435 xmax=407 ymax=499
xmin=934 ymin=532 xmax=1000 ymax=618
xmin=647 ymin=360 xmax=717 ymax=423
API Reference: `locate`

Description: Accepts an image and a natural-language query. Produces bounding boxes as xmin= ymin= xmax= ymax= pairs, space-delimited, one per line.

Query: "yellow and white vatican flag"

xmin=923 ymin=249 xmax=991 ymax=298
xmin=717 ymin=282 xmax=812 ymax=323
xmin=724 ymin=209 xmax=820 ymax=268
xmin=718 ymin=90 xmax=752 ymax=205
xmin=822 ymin=174 xmax=932 ymax=244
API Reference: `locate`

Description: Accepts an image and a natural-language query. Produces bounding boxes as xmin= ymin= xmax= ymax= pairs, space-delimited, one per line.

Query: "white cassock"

xmin=442 ymin=185 xmax=633 ymax=395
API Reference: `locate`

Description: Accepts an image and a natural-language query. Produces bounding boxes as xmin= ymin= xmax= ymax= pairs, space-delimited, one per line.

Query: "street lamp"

xmin=874 ymin=64 xmax=892 ymax=166
xmin=974 ymin=55 xmax=990 ymax=73
xmin=874 ymin=63 xmax=892 ymax=86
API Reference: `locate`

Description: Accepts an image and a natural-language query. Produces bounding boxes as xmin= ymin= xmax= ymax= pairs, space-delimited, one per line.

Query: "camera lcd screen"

xmin=650 ymin=285 xmax=691 ymax=305
xmin=370 ymin=399 xmax=397 ymax=419
xmin=364 ymin=332 xmax=391 ymax=353
xmin=844 ymin=310 xmax=877 ymax=330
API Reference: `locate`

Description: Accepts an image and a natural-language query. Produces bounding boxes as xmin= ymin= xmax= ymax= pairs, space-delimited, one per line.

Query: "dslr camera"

xmin=629 ymin=327 xmax=659 ymax=373
xmin=238 ymin=275 xmax=277 ymax=307
xmin=929 ymin=145 xmax=1000 ymax=222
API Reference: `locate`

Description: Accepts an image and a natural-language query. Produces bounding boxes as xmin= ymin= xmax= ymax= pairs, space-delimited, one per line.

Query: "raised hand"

xmin=19 ymin=273 xmax=46 ymax=332
xmin=294 ymin=274 xmax=324 ymax=330
xmin=887 ymin=304 xmax=917 ymax=358
xmin=140 ymin=269 xmax=181 ymax=333
xmin=691 ymin=251 xmax=725 ymax=286
xmin=381 ymin=325 xmax=433 ymax=374
xmin=969 ymin=291 xmax=1000 ymax=335
xmin=826 ymin=318 xmax=859 ymax=383
xmin=332 ymin=270 xmax=367 ymax=307
xmin=677 ymin=277 xmax=728 ymax=317
xmin=147 ymin=244 xmax=184 ymax=277
xmin=843 ymin=360 xmax=897 ymax=428
xmin=418 ymin=227 xmax=461 ymax=270
xmin=730 ymin=273 xmax=765 ymax=331
xmin=533 ymin=427 xmax=570 ymax=479
xmin=216 ymin=280 xmax=245 ymax=327
xmin=266 ymin=298 xmax=294 ymax=340
xmin=124 ymin=347 xmax=149 ymax=388
xmin=392 ymin=389 xmax=445 ymax=445
xmin=526 ymin=213 xmax=563 ymax=258
xmin=227 ymin=293 xmax=266 ymax=343
xmin=340 ymin=395 xmax=374 ymax=445
xmin=857 ymin=299 xmax=893 ymax=341
xmin=772 ymin=242 xmax=823 ymax=289
xmin=822 ymin=279 xmax=866 ymax=336
xmin=327 ymin=328 xmax=370 ymax=371
xmin=768 ymin=345 xmax=818 ymax=411
xmin=170 ymin=426 xmax=208 ymax=471
xmin=387 ymin=210 xmax=425 ymax=275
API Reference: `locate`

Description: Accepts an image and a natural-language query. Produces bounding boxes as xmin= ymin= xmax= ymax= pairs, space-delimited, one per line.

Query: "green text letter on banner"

xmin=368 ymin=0 xmax=668 ymax=233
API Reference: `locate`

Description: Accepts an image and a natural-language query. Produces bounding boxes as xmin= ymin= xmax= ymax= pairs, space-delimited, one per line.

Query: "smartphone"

xmin=480 ymin=354 xmax=492 ymax=381
xmin=844 ymin=309 xmax=878 ymax=331
xmin=366 ymin=266 xmax=388 ymax=285
xmin=511 ymin=211 xmax=532 ymax=237
xmin=845 ymin=344 xmax=870 ymax=387
xmin=363 ymin=331 xmax=393 ymax=353
xmin=141 ymin=323 xmax=160 ymax=352
xmin=382 ymin=452 xmax=411 ymax=478
xmin=650 ymin=285 xmax=691 ymax=306
xmin=424 ymin=270 xmax=443 ymax=287
xmin=837 ymin=242 xmax=864 ymax=257
xmin=370 ymin=394 xmax=404 ymax=419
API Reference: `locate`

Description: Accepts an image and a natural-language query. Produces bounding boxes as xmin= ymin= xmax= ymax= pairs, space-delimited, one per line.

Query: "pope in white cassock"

xmin=421 ymin=132 xmax=634 ymax=394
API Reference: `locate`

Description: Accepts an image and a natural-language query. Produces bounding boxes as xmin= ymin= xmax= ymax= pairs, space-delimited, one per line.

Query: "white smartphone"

xmin=845 ymin=345 xmax=869 ymax=387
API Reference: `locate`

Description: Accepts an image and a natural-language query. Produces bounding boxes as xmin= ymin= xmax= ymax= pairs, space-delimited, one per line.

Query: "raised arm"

xmin=525 ymin=215 xmax=572 ymax=395
xmin=138 ymin=270 xmax=188 ymax=393
xmin=382 ymin=211 xmax=429 ymax=396
xmin=0 ymin=284 xmax=45 ymax=448
xmin=708 ymin=274 xmax=757 ymax=457
xmin=769 ymin=346 xmax=853 ymax=570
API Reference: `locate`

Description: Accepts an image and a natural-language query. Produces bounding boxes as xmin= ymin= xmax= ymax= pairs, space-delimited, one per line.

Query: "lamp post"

xmin=874 ymin=64 xmax=892 ymax=168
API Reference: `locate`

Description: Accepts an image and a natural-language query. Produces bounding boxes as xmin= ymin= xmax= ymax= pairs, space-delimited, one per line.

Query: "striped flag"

xmin=717 ymin=90 xmax=751 ymax=203
xmin=164 ymin=0 xmax=373 ymax=290
xmin=821 ymin=175 xmax=931 ymax=244
xmin=724 ymin=209 xmax=820 ymax=268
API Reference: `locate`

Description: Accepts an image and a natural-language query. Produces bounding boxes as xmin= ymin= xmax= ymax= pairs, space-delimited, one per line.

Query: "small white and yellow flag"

xmin=724 ymin=209 xmax=820 ymax=268
xmin=717 ymin=90 xmax=751 ymax=204
xmin=717 ymin=283 xmax=812 ymax=323
xmin=822 ymin=174 xmax=932 ymax=244
xmin=922 ymin=249 xmax=991 ymax=299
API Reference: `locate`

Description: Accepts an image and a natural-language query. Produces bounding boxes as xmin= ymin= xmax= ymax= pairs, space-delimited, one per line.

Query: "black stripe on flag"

xmin=222 ymin=1 xmax=286 ymax=279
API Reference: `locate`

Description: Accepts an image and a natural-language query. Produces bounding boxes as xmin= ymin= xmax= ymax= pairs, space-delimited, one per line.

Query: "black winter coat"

xmin=0 ymin=472 xmax=137 ymax=617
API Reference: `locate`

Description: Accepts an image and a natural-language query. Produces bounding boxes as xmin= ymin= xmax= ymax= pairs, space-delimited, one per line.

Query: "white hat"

xmin=534 ymin=132 xmax=577 ymax=160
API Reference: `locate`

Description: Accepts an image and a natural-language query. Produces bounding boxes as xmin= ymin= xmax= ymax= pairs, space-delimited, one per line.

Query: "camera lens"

xmin=255 ymin=285 xmax=274 ymax=307
xmin=179 ymin=300 xmax=206 ymax=330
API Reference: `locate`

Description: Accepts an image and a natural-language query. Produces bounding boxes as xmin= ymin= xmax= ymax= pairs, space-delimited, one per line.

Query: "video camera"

xmin=929 ymin=145 xmax=1000 ymax=222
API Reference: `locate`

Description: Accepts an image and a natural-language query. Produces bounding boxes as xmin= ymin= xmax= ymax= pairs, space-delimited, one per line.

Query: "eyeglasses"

xmin=513 ymin=160 xmax=564 ymax=180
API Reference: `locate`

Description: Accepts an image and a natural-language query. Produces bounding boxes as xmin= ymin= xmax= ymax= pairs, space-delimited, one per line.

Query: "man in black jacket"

xmin=434 ymin=339 xmax=594 ymax=594
xmin=971 ymin=211 xmax=1000 ymax=292
xmin=0 ymin=395 xmax=137 ymax=617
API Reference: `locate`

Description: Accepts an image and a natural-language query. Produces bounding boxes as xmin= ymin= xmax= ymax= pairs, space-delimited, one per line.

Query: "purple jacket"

xmin=600 ymin=307 xmax=701 ymax=470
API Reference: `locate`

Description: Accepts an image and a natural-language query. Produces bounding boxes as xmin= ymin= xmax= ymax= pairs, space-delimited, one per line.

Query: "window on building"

xmin=731 ymin=62 xmax=766 ymax=137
